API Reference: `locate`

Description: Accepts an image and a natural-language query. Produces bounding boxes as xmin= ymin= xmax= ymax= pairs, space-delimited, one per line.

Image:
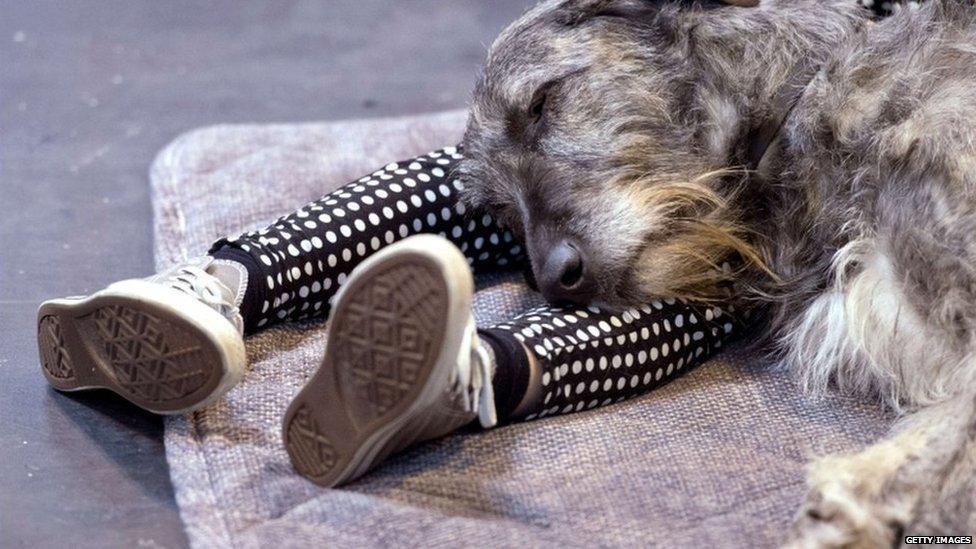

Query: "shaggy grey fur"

xmin=460 ymin=0 xmax=976 ymax=546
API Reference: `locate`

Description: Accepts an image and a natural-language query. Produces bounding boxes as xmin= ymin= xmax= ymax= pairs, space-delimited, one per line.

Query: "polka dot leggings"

xmin=485 ymin=301 xmax=733 ymax=421
xmin=210 ymin=146 xmax=737 ymax=423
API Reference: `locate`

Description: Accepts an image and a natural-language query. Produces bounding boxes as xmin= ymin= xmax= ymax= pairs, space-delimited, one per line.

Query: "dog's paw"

xmin=784 ymin=486 xmax=902 ymax=549
xmin=782 ymin=455 xmax=912 ymax=549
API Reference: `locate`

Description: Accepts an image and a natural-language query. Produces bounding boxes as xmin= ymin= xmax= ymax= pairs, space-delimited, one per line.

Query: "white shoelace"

xmin=152 ymin=259 xmax=245 ymax=335
xmin=453 ymin=318 xmax=498 ymax=429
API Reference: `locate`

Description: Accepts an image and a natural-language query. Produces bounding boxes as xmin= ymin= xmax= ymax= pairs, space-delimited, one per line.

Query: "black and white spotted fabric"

xmin=211 ymin=147 xmax=738 ymax=421
xmin=211 ymin=146 xmax=524 ymax=333
xmin=486 ymin=301 xmax=734 ymax=421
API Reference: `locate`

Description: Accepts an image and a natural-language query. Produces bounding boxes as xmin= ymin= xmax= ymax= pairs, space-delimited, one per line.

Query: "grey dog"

xmin=459 ymin=0 xmax=976 ymax=545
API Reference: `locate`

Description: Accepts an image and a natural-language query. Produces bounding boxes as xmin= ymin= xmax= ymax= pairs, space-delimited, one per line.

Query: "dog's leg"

xmin=784 ymin=390 xmax=975 ymax=548
xmin=906 ymin=392 xmax=976 ymax=536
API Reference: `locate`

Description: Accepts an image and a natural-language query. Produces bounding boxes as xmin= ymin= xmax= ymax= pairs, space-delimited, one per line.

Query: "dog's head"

xmin=459 ymin=0 xmax=863 ymax=306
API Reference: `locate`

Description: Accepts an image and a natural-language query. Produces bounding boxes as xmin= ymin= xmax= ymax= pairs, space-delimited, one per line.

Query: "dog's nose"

xmin=537 ymin=240 xmax=596 ymax=304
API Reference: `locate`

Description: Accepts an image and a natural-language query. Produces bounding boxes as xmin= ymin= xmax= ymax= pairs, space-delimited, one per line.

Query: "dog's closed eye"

xmin=529 ymin=91 xmax=547 ymax=123
xmin=525 ymin=69 xmax=587 ymax=128
xmin=528 ymin=82 xmax=554 ymax=126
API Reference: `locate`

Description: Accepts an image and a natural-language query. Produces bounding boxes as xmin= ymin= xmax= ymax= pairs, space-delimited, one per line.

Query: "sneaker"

xmin=36 ymin=256 xmax=248 ymax=414
xmin=282 ymin=234 xmax=497 ymax=487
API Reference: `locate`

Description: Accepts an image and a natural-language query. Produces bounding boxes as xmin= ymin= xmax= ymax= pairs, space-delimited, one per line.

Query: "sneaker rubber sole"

xmin=283 ymin=235 xmax=473 ymax=487
xmin=37 ymin=279 xmax=246 ymax=414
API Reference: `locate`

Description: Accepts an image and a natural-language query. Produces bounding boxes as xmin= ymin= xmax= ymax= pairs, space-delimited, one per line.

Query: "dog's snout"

xmin=538 ymin=240 xmax=596 ymax=304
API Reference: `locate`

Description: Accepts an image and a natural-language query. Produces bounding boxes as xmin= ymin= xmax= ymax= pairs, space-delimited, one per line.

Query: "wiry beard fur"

xmin=613 ymin=167 xmax=771 ymax=304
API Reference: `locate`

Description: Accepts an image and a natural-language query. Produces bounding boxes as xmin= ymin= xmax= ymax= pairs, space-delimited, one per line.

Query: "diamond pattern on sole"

xmin=85 ymin=306 xmax=209 ymax=403
xmin=334 ymin=262 xmax=446 ymax=421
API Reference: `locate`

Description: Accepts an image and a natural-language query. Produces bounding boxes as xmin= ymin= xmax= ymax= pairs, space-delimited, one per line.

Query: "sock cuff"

xmin=210 ymin=239 xmax=268 ymax=335
xmin=478 ymin=328 xmax=531 ymax=424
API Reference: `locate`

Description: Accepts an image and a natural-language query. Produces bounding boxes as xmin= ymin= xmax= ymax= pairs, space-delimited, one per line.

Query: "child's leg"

xmin=208 ymin=146 xmax=525 ymax=333
xmin=37 ymin=145 xmax=525 ymax=414
xmin=482 ymin=300 xmax=735 ymax=422
xmin=36 ymin=145 xmax=524 ymax=414
xmin=283 ymin=233 xmax=737 ymax=487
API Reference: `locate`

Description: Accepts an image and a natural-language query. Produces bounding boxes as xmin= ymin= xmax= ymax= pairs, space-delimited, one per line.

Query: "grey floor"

xmin=0 ymin=1 xmax=532 ymax=546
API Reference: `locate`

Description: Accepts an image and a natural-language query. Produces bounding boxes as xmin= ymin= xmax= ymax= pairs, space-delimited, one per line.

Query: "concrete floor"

xmin=0 ymin=1 xmax=531 ymax=546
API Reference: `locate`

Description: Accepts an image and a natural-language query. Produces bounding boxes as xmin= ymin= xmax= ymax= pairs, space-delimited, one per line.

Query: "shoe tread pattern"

xmin=84 ymin=306 xmax=210 ymax=403
xmin=38 ymin=315 xmax=75 ymax=380
xmin=284 ymin=257 xmax=449 ymax=487
xmin=285 ymin=403 xmax=339 ymax=479
xmin=335 ymin=261 xmax=446 ymax=424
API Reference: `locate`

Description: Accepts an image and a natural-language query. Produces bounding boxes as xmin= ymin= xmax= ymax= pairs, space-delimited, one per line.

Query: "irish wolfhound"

xmin=459 ymin=0 xmax=976 ymax=545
